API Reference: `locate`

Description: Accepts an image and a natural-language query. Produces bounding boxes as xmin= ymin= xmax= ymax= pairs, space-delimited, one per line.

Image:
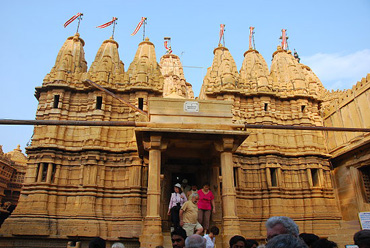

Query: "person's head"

xmin=112 ymin=242 xmax=125 ymax=248
xmin=174 ymin=183 xmax=182 ymax=193
xmin=245 ymin=239 xmax=259 ymax=248
xmin=190 ymin=193 xmax=199 ymax=204
xmin=202 ymin=182 xmax=210 ymax=191
xmin=354 ymin=230 xmax=370 ymax=248
xmin=182 ymin=179 xmax=188 ymax=185
xmin=266 ymin=216 xmax=299 ymax=240
xmin=185 ymin=234 xmax=206 ymax=248
xmin=171 ymin=227 xmax=187 ymax=248
xmin=311 ymin=238 xmax=337 ymax=248
xmin=299 ymin=233 xmax=319 ymax=247
xmin=191 ymin=185 xmax=198 ymax=191
xmin=229 ymin=235 xmax=246 ymax=248
xmin=209 ymin=226 xmax=220 ymax=236
xmin=265 ymin=234 xmax=307 ymax=248
xmin=89 ymin=237 xmax=106 ymax=248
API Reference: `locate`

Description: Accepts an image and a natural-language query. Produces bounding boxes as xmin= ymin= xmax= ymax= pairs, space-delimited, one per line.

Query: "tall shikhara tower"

xmin=1 ymin=30 xmax=369 ymax=248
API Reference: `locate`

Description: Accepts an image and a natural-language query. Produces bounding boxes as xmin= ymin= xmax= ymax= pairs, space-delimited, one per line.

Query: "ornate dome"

xmin=239 ymin=48 xmax=271 ymax=93
xmin=199 ymin=45 xmax=239 ymax=99
xmin=270 ymin=46 xmax=313 ymax=98
xmin=124 ymin=38 xmax=163 ymax=93
xmin=87 ymin=37 xmax=125 ymax=88
xmin=43 ymin=33 xmax=87 ymax=85
xmin=159 ymin=53 xmax=194 ymax=99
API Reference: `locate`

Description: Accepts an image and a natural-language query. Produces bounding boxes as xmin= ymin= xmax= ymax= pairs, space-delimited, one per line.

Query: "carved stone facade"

xmin=0 ymin=32 xmax=369 ymax=248
xmin=0 ymin=145 xmax=27 ymax=226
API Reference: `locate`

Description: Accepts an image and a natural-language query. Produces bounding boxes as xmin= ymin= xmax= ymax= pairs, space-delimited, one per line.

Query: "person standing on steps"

xmin=168 ymin=183 xmax=187 ymax=229
xmin=197 ymin=182 xmax=215 ymax=234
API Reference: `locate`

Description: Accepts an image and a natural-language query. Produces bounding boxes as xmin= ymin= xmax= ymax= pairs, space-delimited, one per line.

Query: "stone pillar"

xmin=37 ymin=163 xmax=44 ymax=182
xmin=46 ymin=163 xmax=53 ymax=183
xmin=140 ymin=135 xmax=167 ymax=248
xmin=216 ymin=137 xmax=241 ymax=247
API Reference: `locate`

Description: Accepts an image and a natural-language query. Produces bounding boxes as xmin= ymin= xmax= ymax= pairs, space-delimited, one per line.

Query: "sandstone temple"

xmin=0 ymin=31 xmax=369 ymax=248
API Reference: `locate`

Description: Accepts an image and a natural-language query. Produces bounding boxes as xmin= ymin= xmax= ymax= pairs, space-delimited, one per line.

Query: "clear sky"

xmin=0 ymin=0 xmax=369 ymax=153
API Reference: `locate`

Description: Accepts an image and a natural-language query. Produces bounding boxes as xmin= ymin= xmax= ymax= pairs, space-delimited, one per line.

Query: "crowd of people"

xmin=170 ymin=216 xmax=370 ymax=248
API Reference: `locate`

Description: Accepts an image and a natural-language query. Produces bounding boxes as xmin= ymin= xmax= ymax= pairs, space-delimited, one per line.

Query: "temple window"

xmin=138 ymin=98 xmax=144 ymax=110
xmin=96 ymin=96 xmax=103 ymax=110
xmin=233 ymin=167 xmax=239 ymax=187
xmin=41 ymin=163 xmax=48 ymax=182
xmin=359 ymin=166 xmax=370 ymax=202
xmin=301 ymin=105 xmax=306 ymax=112
xmin=53 ymin=95 xmax=60 ymax=108
xmin=311 ymin=169 xmax=320 ymax=186
xmin=270 ymin=168 xmax=277 ymax=186
xmin=264 ymin=103 xmax=268 ymax=111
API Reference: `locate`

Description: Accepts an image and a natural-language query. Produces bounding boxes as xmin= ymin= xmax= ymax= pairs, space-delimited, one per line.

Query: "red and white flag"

xmin=96 ymin=17 xmax=118 ymax=29
xmin=249 ymin=26 xmax=254 ymax=49
xmin=219 ymin=24 xmax=225 ymax=44
xmin=64 ymin=13 xmax=82 ymax=28
xmin=131 ymin=17 xmax=147 ymax=36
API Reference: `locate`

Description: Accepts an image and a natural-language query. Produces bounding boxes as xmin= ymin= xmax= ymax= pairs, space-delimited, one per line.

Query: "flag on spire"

xmin=64 ymin=13 xmax=83 ymax=28
xmin=131 ymin=17 xmax=147 ymax=36
xmin=281 ymin=29 xmax=288 ymax=50
xmin=164 ymin=37 xmax=172 ymax=54
xmin=219 ymin=24 xmax=225 ymax=45
xmin=96 ymin=17 xmax=118 ymax=29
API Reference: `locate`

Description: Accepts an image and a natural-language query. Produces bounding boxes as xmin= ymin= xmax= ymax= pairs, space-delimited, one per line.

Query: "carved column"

xmin=37 ymin=163 xmax=44 ymax=182
xmin=140 ymin=134 xmax=167 ymax=248
xmin=46 ymin=163 xmax=53 ymax=183
xmin=216 ymin=137 xmax=241 ymax=247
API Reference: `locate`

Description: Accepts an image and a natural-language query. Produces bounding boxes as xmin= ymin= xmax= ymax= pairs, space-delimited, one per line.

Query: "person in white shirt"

xmin=204 ymin=226 xmax=219 ymax=248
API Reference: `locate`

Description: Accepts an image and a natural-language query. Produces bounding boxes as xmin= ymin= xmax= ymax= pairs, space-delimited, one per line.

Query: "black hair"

xmin=209 ymin=226 xmax=220 ymax=235
xmin=171 ymin=227 xmax=187 ymax=240
xmin=245 ymin=239 xmax=258 ymax=248
xmin=229 ymin=235 xmax=246 ymax=247
xmin=312 ymin=238 xmax=337 ymax=248
xmin=89 ymin=237 xmax=106 ymax=248
xmin=299 ymin=233 xmax=320 ymax=247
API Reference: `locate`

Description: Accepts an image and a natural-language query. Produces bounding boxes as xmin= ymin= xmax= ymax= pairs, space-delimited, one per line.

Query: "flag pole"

xmin=112 ymin=18 xmax=118 ymax=39
xmin=142 ymin=18 xmax=147 ymax=41
xmin=76 ymin=14 xmax=83 ymax=33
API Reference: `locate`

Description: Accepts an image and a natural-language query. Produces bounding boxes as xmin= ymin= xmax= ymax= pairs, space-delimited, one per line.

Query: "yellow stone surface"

xmin=0 ymin=33 xmax=369 ymax=248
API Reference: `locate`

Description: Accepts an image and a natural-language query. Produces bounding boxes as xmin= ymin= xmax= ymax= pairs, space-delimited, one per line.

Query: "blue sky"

xmin=0 ymin=0 xmax=369 ymax=153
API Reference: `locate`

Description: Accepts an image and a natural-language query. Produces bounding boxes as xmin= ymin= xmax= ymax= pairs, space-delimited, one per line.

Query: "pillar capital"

xmin=214 ymin=136 xmax=238 ymax=153
xmin=143 ymin=134 xmax=168 ymax=151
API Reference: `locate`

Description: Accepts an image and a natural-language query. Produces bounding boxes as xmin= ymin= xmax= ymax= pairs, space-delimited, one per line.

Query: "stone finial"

xmin=159 ymin=54 xmax=194 ymax=99
xmin=87 ymin=38 xmax=124 ymax=87
xmin=44 ymin=33 xmax=87 ymax=85
xmin=124 ymin=38 xmax=163 ymax=93
xmin=199 ymin=46 xmax=239 ymax=99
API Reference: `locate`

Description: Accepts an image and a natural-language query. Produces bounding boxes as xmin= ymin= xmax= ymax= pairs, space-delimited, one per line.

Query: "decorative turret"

xmin=124 ymin=38 xmax=163 ymax=93
xmin=270 ymin=46 xmax=309 ymax=97
xmin=159 ymin=53 xmax=194 ymax=99
xmin=199 ymin=45 xmax=239 ymax=99
xmin=239 ymin=48 xmax=271 ymax=93
xmin=43 ymin=33 xmax=87 ymax=86
xmin=87 ymin=37 xmax=124 ymax=88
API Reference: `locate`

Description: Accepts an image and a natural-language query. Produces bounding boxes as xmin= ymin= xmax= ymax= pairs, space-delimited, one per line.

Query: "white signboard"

xmin=184 ymin=101 xmax=199 ymax=113
xmin=359 ymin=212 xmax=370 ymax=230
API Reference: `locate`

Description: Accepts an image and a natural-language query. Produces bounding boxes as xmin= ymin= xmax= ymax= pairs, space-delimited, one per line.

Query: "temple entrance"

xmin=160 ymin=157 xmax=222 ymax=231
